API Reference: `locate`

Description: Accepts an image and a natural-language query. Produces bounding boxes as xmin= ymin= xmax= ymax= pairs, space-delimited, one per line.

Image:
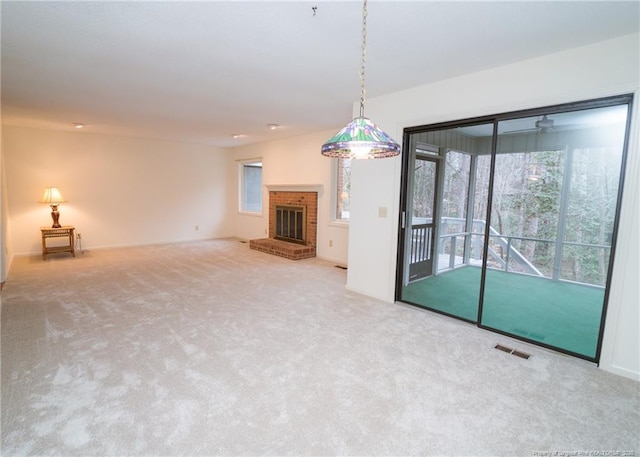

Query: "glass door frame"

xmin=395 ymin=94 xmax=634 ymax=363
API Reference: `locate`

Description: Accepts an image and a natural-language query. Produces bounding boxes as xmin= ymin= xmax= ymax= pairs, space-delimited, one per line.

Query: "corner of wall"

xmin=598 ymin=89 xmax=640 ymax=382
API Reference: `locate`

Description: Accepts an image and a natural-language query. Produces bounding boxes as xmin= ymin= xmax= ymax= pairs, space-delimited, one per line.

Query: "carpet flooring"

xmin=401 ymin=267 xmax=603 ymax=357
xmin=1 ymin=239 xmax=639 ymax=456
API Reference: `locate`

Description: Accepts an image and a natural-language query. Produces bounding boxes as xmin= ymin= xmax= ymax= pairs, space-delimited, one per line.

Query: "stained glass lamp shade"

xmin=321 ymin=117 xmax=400 ymax=159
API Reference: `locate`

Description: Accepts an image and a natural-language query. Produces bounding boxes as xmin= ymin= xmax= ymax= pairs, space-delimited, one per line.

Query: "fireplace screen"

xmin=275 ymin=205 xmax=306 ymax=244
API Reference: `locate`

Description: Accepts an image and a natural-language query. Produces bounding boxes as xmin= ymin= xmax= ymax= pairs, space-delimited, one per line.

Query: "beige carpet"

xmin=1 ymin=239 xmax=638 ymax=456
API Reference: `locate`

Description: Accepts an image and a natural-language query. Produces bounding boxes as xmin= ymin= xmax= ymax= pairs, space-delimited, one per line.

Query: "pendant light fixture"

xmin=321 ymin=0 xmax=400 ymax=159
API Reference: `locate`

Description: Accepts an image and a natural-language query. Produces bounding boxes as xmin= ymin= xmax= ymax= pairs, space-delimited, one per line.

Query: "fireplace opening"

xmin=275 ymin=205 xmax=306 ymax=244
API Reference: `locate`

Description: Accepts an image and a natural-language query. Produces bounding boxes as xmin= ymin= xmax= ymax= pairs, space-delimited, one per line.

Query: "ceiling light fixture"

xmin=267 ymin=124 xmax=279 ymax=130
xmin=321 ymin=0 xmax=400 ymax=160
xmin=74 ymin=123 xmax=85 ymax=129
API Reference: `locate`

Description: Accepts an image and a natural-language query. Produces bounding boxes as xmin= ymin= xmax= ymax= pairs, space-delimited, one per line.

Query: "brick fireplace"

xmin=249 ymin=185 xmax=321 ymax=260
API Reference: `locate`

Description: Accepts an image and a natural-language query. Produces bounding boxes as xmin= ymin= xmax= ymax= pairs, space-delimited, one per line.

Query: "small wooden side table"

xmin=41 ymin=226 xmax=75 ymax=260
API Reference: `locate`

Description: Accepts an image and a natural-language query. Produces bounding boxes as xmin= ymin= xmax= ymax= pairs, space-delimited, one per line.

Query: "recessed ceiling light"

xmin=231 ymin=134 xmax=244 ymax=139
xmin=267 ymin=124 xmax=279 ymax=130
xmin=74 ymin=123 xmax=85 ymax=129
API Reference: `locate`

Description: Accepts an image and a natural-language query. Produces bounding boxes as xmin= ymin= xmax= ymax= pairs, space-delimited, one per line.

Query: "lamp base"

xmin=51 ymin=204 xmax=61 ymax=228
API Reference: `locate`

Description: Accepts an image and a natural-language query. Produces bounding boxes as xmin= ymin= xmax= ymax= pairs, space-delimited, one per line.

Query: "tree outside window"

xmin=336 ymin=158 xmax=351 ymax=221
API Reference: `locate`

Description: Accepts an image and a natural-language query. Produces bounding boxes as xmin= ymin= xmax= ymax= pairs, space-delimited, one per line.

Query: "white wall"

xmin=1 ymin=127 xmax=9 ymax=284
xmin=348 ymin=33 xmax=640 ymax=379
xmin=3 ymin=126 xmax=233 ymax=254
xmin=599 ymin=101 xmax=640 ymax=381
xmin=230 ymin=130 xmax=349 ymax=265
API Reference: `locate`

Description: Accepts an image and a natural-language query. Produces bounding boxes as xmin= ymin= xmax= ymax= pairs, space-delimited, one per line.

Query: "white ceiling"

xmin=2 ymin=1 xmax=638 ymax=148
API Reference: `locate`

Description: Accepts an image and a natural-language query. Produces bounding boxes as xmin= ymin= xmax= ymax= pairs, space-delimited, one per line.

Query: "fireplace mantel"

xmin=266 ymin=184 xmax=323 ymax=194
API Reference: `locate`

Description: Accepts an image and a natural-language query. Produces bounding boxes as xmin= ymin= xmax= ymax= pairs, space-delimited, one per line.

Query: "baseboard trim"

xmin=600 ymin=363 xmax=640 ymax=382
xmin=13 ymin=236 xmax=237 ymax=257
xmin=315 ymin=254 xmax=348 ymax=266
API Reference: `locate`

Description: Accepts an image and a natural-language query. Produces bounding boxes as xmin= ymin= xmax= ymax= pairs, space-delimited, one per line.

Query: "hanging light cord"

xmin=359 ymin=0 xmax=368 ymax=118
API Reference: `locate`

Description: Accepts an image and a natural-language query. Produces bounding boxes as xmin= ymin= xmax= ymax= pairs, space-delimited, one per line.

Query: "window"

xmin=240 ymin=160 xmax=262 ymax=213
xmin=335 ymin=158 xmax=351 ymax=221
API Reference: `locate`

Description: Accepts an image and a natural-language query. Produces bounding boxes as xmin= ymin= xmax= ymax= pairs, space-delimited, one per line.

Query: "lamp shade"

xmin=39 ymin=186 xmax=67 ymax=204
xmin=321 ymin=117 xmax=401 ymax=159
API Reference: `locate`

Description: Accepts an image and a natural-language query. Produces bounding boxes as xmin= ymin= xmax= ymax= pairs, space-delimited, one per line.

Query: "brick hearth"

xmin=249 ymin=238 xmax=315 ymax=260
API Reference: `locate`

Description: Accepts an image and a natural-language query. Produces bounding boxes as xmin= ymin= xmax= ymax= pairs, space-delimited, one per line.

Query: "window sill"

xmin=329 ymin=220 xmax=349 ymax=228
xmin=238 ymin=211 xmax=264 ymax=218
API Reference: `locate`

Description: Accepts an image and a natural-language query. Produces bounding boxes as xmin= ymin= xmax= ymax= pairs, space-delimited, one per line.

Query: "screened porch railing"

xmin=430 ymin=217 xmax=610 ymax=286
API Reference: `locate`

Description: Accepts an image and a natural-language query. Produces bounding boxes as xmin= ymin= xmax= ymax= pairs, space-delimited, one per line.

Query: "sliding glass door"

xmin=397 ymin=96 xmax=632 ymax=361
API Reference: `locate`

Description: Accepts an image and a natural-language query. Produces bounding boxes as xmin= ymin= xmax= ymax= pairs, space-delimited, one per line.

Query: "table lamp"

xmin=39 ymin=186 xmax=67 ymax=228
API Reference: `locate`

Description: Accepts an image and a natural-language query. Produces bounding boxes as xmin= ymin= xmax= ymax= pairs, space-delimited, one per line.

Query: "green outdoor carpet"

xmin=401 ymin=267 xmax=604 ymax=358
xmin=402 ymin=267 xmax=481 ymax=322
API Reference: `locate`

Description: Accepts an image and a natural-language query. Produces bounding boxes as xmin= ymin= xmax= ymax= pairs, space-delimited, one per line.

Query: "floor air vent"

xmin=495 ymin=344 xmax=530 ymax=360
